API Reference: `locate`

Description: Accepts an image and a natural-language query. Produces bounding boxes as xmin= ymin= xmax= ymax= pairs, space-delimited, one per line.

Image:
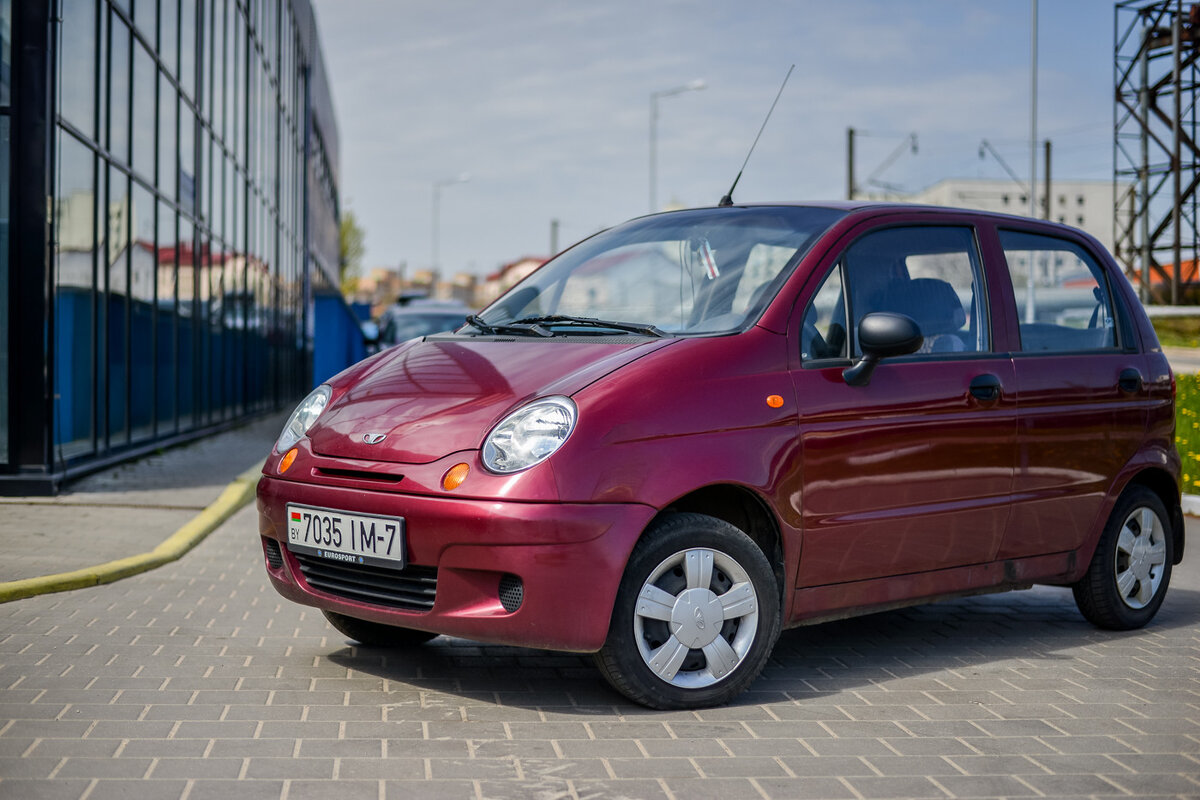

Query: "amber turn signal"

xmin=766 ymin=394 xmax=784 ymax=408
xmin=442 ymin=462 xmax=470 ymax=491
xmin=279 ymin=448 xmax=298 ymax=474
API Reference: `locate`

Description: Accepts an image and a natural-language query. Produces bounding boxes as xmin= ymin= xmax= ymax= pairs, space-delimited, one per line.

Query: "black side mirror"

xmin=842 ymin=312 xmax=923 ymax=387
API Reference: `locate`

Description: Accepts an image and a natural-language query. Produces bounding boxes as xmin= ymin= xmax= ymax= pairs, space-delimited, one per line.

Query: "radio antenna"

xmin=719 ymin=64 xmax=794 ymax=208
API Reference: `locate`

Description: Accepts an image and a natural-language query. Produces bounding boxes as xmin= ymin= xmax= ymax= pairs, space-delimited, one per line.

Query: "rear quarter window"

xmin=997 ymin=230 xmax=1127 ymax=352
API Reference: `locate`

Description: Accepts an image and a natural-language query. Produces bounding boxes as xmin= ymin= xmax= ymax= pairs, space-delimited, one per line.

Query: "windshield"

xmin=475 ymin=206 xmax=845 ymax=336
xmin=380 ymin=310 xmax=470 ymax=345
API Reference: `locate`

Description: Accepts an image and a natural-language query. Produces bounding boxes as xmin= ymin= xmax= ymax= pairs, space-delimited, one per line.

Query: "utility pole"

xmin=550 ymin=219 xmax=560 ymax=257
xmin=1043 ymin=139 xmax=1051 ymax=220
xmin=846 ymin=127 xmax=855 ymax=200
xmin=1027 ymin=0 xmax=1038 ymax=323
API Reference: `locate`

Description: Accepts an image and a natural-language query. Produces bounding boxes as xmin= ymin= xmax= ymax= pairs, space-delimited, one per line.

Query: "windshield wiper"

xmin=513 ymin=314 xmax=667 ymax=338
xmin=465 ymin=314 xmax=553 ymax=338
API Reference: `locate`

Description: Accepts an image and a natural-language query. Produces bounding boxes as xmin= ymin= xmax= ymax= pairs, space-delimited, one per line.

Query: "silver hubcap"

xmin=1114 ymin=506 xmax=1167 ymax=610
xmin=633 ymin=548 xmax=759 ymax=689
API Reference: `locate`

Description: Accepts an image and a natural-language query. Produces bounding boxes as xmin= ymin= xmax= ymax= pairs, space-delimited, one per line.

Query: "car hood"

xmin=308 ymin=336 xmax=675 ymax=463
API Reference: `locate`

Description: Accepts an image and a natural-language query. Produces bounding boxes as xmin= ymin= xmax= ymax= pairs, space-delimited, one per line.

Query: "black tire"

xmin=1073 ymin=485 xmax=1173 ymax=630
xmin=322 ymin=610 xmax=439 ymax=647
xmin=594 ymin=512 xmax=781 ymax=709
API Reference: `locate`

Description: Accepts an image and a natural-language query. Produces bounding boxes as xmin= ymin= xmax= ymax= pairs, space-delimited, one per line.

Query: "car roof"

xmin=660 ymin=200 xmax=1091 ymax=232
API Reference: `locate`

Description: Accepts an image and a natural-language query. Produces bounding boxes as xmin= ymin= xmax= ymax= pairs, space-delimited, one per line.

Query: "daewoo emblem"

xmin=362 ymin=433 xmax=387 ymax=445
xmin=693 ymin=607 xmax=706 ymax=629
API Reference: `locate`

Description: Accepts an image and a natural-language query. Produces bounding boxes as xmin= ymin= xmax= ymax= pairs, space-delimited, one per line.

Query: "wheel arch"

xmin=658 ymin=484 xmax=786 ymax=594
xmin=1125 ymin=467 xmax=1185 ymax=565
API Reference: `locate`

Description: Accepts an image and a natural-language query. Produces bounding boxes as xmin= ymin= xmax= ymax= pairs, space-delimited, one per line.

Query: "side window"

xmin=804 ymin=226 xmax=988 ymax=360
xmin=998 ymin=230 xmax=1118 ymax=352
xmin=801 ymin=265 xmax=848 ymax=360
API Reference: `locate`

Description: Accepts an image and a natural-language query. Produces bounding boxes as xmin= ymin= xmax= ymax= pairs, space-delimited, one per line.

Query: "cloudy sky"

xmin=309 ymin=1 xmax=1113 ymax=278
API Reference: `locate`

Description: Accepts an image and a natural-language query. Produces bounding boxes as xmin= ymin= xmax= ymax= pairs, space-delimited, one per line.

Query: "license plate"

xmin=286 ymin=504 xmax=406 ymax=570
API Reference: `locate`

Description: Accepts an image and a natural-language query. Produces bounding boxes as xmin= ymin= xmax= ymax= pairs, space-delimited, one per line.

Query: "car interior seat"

xmin=894 ymin=278 xmax=967 ymax=353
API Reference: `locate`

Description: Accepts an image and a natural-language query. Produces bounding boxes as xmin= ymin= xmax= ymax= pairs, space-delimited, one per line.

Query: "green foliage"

xmin=1151 ymin=316 xmax=1200 ymax=348
xmin=1176 ymin=372 xmax=1200 ymax=493
xmin=339 ymin=209 xmax=366 ymax=296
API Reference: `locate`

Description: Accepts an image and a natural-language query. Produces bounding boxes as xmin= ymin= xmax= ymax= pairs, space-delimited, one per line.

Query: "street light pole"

xmin=650 ymin=80 xmax=705 ymax=212
xmin=431 ymin=173 xmax=470 ymax=296
xmin=1027 ymin=0 xmax=1038 ymax=322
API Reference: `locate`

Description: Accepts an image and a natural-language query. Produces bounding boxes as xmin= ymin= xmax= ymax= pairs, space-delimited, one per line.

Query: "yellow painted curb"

xmin=0 ymin=461 xmax=265 ymax=604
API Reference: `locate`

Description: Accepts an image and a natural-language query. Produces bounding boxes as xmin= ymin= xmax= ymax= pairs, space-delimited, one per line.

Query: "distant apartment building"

xmin=898 ymin=178 xmax=1121 ymax=256
xmin=1 ymin=1 xmax=350 ymax=493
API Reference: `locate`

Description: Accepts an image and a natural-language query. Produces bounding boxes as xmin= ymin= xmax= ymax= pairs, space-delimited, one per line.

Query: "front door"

xmin=792 ymin=223 xmax=1017 ymax=588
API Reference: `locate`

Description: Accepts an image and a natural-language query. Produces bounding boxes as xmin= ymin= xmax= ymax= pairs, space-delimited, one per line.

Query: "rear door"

xmin=990 ymin=226 xmax=1151 ymax=558
xmin=790 ymin=218 xmax=1017 ymax=588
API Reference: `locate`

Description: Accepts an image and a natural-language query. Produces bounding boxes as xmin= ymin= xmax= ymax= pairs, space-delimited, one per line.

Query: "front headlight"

xmin=482 ymin=396 xmax=577 ymax=474
xmin=276 ymin=384 xmax=332 ymax=452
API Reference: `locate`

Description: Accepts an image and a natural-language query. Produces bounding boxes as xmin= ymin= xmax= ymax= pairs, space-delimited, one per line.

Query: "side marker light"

xmin=766 ymin=395 xmax=784 ymax=408
xmin=443 ymin=463 xmax=471 ymax=491
xmin=279 ymin=448 xmax=298 ymax=474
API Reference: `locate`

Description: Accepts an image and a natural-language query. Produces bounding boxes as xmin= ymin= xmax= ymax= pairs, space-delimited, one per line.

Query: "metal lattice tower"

xmin=1114 ymin=1 xmax=1200 ymax=304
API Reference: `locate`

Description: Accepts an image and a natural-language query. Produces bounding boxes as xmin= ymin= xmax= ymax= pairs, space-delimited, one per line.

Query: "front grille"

xmin=264 ymin=539 xmax=284 ymax=570
xmin=312 ymin=467 xmax=403 ymax=484
xmin=292 ymin=551 xmax=437 ymax=611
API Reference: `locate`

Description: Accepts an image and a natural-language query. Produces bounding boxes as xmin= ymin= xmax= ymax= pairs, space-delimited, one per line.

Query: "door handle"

xmin=969 ymin=373 xmax=1002 ymax=402
xmin=1118 ymin=368 xmax=1143 ymax=394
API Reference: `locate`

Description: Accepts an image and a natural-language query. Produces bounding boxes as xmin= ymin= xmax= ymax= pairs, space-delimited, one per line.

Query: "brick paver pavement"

xmin=1 ymin=508 xmax=1197 ymax=799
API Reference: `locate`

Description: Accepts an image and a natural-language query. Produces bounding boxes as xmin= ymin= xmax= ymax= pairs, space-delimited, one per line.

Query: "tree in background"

xmin=339 ymin=209 xmax=366 ymax=296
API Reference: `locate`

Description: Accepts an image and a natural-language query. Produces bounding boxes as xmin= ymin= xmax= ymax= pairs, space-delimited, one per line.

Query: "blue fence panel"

xmin=312 ymin=291 xmax=367 ymax=386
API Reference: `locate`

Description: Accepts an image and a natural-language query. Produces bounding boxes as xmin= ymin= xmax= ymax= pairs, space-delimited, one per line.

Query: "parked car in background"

xmin=376 ymin=297 xmax=472 ymax=347
xmin=257 ymin=202 xmax=1182 ymax=709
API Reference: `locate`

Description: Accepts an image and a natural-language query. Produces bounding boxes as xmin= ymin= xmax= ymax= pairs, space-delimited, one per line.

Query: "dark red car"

xmin=257 ymin=203 xmax=1182 ymax=709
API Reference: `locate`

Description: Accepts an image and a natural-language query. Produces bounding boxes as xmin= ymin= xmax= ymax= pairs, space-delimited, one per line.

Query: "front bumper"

xmin=256 ymin=475 xmax=655 ymax=652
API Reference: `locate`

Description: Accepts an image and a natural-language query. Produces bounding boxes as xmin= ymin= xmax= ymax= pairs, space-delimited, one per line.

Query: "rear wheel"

xmin=1073 ymin=485 xmax=1173 ymax=630
xmin=322 ymin=610 xmax=439 ymax=647
xmin=594 ymin=513 xmax=781 ymax=709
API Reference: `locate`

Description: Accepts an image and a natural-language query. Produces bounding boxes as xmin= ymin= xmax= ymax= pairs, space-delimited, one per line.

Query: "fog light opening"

xmin=498 ymin=574 xmax=524 ymax=613
xmin=264 ymin=538 xmax=284 ymax=570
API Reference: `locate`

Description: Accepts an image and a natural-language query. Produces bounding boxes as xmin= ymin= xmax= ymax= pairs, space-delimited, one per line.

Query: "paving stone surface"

xmin=0 ymin=413 xmax=288 ymax=583
xmin=0 ymin=508 xmax=1198 ymax=799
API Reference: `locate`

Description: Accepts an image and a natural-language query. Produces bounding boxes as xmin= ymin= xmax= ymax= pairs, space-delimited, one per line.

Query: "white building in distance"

xmin=890 ymin=178 xmax=1122 ymax=256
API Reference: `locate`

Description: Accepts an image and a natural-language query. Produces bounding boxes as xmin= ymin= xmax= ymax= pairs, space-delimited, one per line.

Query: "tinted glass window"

xmin=158 ymin=71 xmax=176 ymax=198
xmin=131 ymin=39 xmax=155 ymax=180
xmin=60 ymin=0 xmax=96 ymax=135
xmin=0 ymin=0 xmax=9 ymax=106
xmin=998 ymin=230 xmax=1119 ymax=352
xmin=803 ymin=226 xmax=988 ymax=361
xmin=109 ymin=14 xmax=130 ymax=163
xmin=54 ymin=132 xmax=96 ymax=458
xmin=801 ymin=263 xmax=847 ymax=360
xmin=157 ymin=199 xmax=177 ymax=435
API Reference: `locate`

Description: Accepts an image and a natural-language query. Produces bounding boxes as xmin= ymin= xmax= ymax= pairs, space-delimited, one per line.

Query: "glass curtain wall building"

xmin=1 ymin=0 xmax=345 ymax=494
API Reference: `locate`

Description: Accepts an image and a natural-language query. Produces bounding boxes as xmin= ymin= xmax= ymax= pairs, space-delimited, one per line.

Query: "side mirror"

xmin=842 ymin=312 xmax=923 ymax=387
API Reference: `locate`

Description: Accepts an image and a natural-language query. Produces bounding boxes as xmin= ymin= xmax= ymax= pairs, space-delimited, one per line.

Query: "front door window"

xmin=802 ymin=226 xmax=989 ymax=363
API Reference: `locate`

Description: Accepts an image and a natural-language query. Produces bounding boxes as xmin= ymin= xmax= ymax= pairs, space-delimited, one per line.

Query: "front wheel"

xmin=594 ymin=513 xmax=781 ymax=709
xmin=1073 ymin=485 xmax=1173 ymax=630
xmin=322 ymin=610 xmax=440 ymax=647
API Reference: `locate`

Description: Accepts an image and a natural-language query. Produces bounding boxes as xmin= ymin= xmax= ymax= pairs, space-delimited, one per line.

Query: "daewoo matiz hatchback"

xmin=257 ymin=203 xmax=1183 ymax=709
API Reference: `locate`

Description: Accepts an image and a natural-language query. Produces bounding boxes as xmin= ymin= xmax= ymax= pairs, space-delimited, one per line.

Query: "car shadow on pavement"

xmin=324 ymin=582 xmax=1200 ymax=712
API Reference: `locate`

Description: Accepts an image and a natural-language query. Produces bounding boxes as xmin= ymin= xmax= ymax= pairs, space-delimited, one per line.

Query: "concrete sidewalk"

xmin=0 ymin=412 xmax=287 ymax=599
